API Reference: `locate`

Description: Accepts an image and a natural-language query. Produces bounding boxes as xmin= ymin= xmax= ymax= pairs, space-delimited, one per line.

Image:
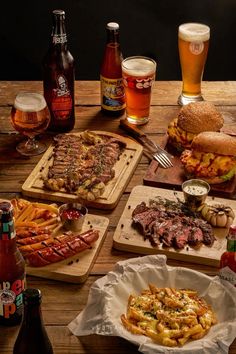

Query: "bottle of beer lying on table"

xmin=43 ymin=9 xmax=75 ymax=132
xmin=0 ymin=201 xmax=25 ymax=326
xmin=100 ymin=22 xmax=125 ymax=116
xmin=13 ymin=289 xmax=54 ymax=354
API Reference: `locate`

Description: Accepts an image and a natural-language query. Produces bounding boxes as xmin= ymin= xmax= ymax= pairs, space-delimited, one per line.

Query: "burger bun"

xmin=191 ymin=131 xmax=236 ymax=156
xmin=178 ymin=102 xmax=224 ymax=133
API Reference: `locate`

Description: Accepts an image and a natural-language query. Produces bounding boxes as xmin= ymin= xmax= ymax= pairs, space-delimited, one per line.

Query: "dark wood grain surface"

xmin=0 ymin=81 xmax=236 ymax=354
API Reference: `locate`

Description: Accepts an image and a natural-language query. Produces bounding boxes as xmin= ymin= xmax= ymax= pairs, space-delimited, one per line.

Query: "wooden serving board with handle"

xmin=113 ymin=185 xmax=236 ymax=267
xmin=143 ymin=135 xmax=236 ymax=199
xmin=26 ymin=213 xmax=109 ymax=283
xmin=22 ymin=131 xmax=143 ymax=210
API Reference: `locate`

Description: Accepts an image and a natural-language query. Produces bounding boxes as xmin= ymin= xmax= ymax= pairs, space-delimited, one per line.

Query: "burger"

xmin=167 ymin=101 xmax=224 ymax=151
xmin=180 ymin=131 xmax=236 ymax=184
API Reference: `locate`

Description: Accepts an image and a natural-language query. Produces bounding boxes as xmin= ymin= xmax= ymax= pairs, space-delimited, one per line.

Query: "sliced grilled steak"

xmin=131 ymin=197 xmax=215 ymax=250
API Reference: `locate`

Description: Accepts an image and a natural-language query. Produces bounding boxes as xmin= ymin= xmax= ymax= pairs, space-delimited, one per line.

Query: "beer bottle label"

xmin=0 ymin=276 xmax=25 ymax=320
xmin=219 ymin=266 xmax=236 ymax=286
xmin=52 ymin=34 xmax=67 ymax=44
xmin=0 ymin=202 xmax=15 ymax=240
xmin=100 ymin=75 xmax=125 ymax=111
xmin=51 ymin=74 xmax=73 ymax=121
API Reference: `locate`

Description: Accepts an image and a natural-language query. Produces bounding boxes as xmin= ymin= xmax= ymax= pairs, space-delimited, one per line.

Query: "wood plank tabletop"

xmin=0 ymin=81 xmax=236 ymax=354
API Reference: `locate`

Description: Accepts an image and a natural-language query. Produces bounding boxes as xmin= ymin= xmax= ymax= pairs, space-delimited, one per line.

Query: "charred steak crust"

xmin=43 ymin=131 xmax=125 ymax=201
xmin=132 ymin=198 xmax=215 ymax=250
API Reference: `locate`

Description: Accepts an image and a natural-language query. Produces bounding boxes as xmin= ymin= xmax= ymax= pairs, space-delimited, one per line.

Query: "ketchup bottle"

xmin=100 ymin=22 xmax=125 ymax=116
xmin=43 ymin=9 xmax=75 ymax=132
xmin=219 ymin=225 xmax=236 ymax=287
xmin=0 ymin=201 xmax=25 ymax=326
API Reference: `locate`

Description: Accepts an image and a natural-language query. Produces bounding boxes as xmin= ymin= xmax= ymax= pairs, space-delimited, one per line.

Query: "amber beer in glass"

xmin=178 ymin=23 xmax=210 ymax=106
xmin=122 ymin=56 xmax=156 ymax=125
xmin=11 ymin=92 xmax=50 ymax=156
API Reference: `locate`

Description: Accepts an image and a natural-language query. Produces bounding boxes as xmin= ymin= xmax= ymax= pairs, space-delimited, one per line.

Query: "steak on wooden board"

xmin=132 ymin=198 xmax=215 ymax=249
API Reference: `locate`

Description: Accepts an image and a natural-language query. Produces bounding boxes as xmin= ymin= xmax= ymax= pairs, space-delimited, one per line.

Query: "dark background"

xmin=2 ymin=0 xmax=236 ymax=81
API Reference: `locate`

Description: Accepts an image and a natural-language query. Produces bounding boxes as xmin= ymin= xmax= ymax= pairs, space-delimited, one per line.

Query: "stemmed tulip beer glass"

xmin=11 ymin=92 xmax=50 ymax=156
xmin=178 ymin=23 xmax=210 ymax=106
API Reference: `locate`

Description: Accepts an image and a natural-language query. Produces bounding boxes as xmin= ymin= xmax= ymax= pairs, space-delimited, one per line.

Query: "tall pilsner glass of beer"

xmin=122 ymin=56 xmax=156 ymax=125
xmin=178 ymin=23 xmax=210 ymax=106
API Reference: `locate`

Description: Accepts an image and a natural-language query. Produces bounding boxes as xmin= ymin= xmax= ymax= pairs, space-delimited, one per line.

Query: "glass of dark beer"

xmin=11 ymin=92 xmax=50 ymax=156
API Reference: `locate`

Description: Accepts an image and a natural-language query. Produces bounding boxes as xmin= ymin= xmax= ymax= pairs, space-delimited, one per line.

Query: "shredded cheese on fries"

xmin=121 ymin=284 xmax=217 ymax=347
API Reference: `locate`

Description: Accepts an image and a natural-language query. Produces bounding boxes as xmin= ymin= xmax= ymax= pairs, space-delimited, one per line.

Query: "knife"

xmin=119 ymin=118 xmax=172 ymax=157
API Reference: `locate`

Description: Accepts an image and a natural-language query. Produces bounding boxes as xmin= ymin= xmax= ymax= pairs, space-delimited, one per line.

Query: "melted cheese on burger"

xmin=180 ymin=150 xmax=236 ymax=178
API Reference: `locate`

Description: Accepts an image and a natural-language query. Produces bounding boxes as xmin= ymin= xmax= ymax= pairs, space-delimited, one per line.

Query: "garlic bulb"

xmin=199 ymin=203 xmax=235 ymax=228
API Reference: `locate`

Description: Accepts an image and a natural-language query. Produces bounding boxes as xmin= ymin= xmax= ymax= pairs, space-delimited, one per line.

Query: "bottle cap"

xmin=23 ymin=289 xmax=42 ymax=305
xmin=106 ymin=22 xmax=119 ymax=30
xmin=53 ymin=9 xmax=65 ymax=16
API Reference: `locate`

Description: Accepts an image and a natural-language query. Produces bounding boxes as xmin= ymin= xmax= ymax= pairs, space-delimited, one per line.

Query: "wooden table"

xmin=0 ymin=81 xmax=236 ymax=353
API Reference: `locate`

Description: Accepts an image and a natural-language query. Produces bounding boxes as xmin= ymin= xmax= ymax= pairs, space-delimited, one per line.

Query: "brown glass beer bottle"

xmin=100 ymin=22 xmax=125 ymax=116
xmin=0 ymin=201 xmax=25 ymax=326
xmin=13 ymin=289 xmax=54 ymax=354
xmin=43 ymin=9 xmax=75 ymax=132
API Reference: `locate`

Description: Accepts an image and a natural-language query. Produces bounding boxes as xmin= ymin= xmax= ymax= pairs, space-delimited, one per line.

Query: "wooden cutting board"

xmin=22 ymin=131 xmax=143 ymax=209
xmin=113 ymin=185 xmax=236 ymax=267
xmin=143 ymin=135 xmax=236 ymax=199
xmin=26 ymin=214 xmax=109 ymax=283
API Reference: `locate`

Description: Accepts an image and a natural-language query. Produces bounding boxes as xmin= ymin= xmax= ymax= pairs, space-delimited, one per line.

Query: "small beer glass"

xmin=178 ymin=23 xmax=210 ymax=106
xmin=11 ymin=92 xmax=50 ymax=156
xmin=122 ymin=56 xmax=156 ymax=125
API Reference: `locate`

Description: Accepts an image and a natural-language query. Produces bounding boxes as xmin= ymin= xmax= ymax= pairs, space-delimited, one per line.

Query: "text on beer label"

xmin=189 ymin=41 xmax=204 ymax=55
xmin=123 ymin=76 xmax=155 ymax=90
xmin=52 ymin=34 xmax=67 ymax=44
xmin=100 ymin=75 xmax=125 ymax=111
xmin=0 ymin=277 xmax=25 ymax=319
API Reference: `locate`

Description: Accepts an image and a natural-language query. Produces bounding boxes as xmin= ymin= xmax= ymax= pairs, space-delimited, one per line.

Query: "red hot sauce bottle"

xmin=219 ymin=225 xmax=236 ymax=287
xmin=100 ymin=22 xmax=125 ymax=116
xmin=43 ymin=9 xmax=75 ymax=132
xmin=0 ymin=201 xmax=25 ymax=326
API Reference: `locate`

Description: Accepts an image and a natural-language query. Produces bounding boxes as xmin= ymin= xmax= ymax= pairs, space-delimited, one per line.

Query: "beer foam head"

xmin=122 ymin=57 xmax=156 ymax=76
xmin=14 ymin=92 xmax=46 ymax=112
xmin=179 ymin=23 xmax=210 ymax=42
xmin=107 ymin=22 xmax=119 ymax=30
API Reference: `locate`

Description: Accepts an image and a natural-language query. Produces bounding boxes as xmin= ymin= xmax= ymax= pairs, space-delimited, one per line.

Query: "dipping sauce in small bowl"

xmin=59 ymin=203 xmax=88 ymax=232
xmin=182 ymin=179 xmax=210 ymax=211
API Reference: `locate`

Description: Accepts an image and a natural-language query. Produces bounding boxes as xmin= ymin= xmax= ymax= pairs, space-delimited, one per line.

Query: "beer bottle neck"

xmin=0 ymin=238 xmax=17 ymax=253
xmin=23 ymin=302 xmax=44 ymax=327
xmin=51 ymin=12 xmax=68 ymax=49
xmin=106 ymin=28 xmax=120 ymax=45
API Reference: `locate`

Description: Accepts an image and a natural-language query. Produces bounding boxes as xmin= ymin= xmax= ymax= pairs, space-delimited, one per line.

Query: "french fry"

xmin=32 ymin=202 xmax=58 ymax=215
xmin=15 ymin=221 xmax=39 ymax=228
xmin=121 ymin=285 xmax=217 ymax=347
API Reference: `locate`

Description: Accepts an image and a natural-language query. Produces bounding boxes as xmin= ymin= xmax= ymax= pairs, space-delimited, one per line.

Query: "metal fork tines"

xmin=153 ymin=151 xmax=173 ymax=168
xmin=144 ymin=149 xmax=173 ymax=168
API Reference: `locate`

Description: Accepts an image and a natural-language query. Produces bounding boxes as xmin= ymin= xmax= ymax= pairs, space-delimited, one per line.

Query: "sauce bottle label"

xmin=51 ymin=74 xmax=73 ymax=120
xmin=219 ymin=266 xmax=236 ymax=286
xmin=0 ymin=276 xmax=25 ymax=320
xmin=100 ymin=76 xmax=125 ymax=111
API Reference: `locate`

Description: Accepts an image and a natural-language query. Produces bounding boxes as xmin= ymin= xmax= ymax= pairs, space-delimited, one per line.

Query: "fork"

xmin=119 ymin=119 xmax=173 ymax=168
